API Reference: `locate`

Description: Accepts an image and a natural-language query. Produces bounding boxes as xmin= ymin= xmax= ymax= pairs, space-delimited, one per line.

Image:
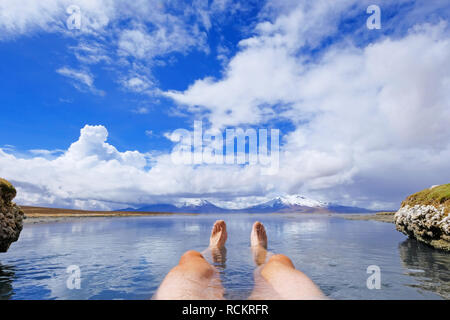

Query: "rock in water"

xmin=395 ymin=184 xmax=450 ymax=251
xmin=0 ymin=178 xmax=25 ymax=252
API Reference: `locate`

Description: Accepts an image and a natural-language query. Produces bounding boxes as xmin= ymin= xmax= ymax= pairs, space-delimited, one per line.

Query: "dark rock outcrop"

xmin=0 ymin=178 xmax=25 ymax=252
xmin=395 ymin=184 xmax=450 ymax=251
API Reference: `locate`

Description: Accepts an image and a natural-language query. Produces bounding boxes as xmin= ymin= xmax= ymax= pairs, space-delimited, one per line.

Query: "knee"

xmin=179 ymin=250 xmax=204 ymax=264
xmin=267 ymin=254 xmax=295 ymax=269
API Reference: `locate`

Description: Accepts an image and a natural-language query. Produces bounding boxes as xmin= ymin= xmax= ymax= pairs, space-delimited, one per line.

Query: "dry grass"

xmin=375 ymin=211 xmax=396 ymax=216
xmin=0 ymin=178 xmax=16 ymax=197
xmin=401 ymin=184 xmax=450 ymax=214
xmin=21 ymin=206 xmax=176 ymax=218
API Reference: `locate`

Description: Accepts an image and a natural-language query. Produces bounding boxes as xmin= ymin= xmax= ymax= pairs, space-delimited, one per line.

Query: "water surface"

xmin=0 ymin=214 xmax=449 ymax=300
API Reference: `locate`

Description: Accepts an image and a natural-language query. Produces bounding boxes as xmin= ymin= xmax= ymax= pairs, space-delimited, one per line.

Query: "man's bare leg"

xmin=249 ymin=222 xmax=327 ymax=300
xmin=153 ymin=220 xmax=227 ymax=300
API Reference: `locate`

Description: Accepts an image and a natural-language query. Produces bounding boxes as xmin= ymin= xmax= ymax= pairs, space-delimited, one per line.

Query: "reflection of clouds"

xmin=184 ymin=224 xmax=200 ymax=233
xmin=42 ymin=227 xmax=185 ymax=299
xmin=399 ymin=238 xmax=450 ymax=299
xmin=3 ymin=217 xmax=196 ymax=299
xmin=71 ymin=223 xmax=84 ymax=233
xmin=8 ymin=215 xmax=449 ymax=300
xmin=282 ymin=219 xmax=328 ymax=235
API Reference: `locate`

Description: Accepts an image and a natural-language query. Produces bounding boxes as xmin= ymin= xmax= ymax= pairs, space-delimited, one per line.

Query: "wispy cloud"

xmin=56 ymin=66 xmax=104 ymax=95
xmin=57 ymin=67 xmax=93 ymax=87
xmin=121 ymin=75 xmax=153 ymax=93
xmin=0 ymin=0 xmax=222 ymax=96
xmin=132 ymin=107 xmax=150 ymax=114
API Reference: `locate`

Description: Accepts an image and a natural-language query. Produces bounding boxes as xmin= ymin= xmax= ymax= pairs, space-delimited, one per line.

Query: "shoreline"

xmin=20 ymin=205 xmax=397 ymax=224
xmin=23 ymin=213 xmax=180 ymax=224
xmin=21 ymin=206 xmax=196 ymax=224
xmin=336 ymin=212 xmax=395 ymax=223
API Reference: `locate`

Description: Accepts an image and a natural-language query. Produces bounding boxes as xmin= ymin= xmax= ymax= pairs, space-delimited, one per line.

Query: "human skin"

xmin=154 ymin=220 xmax=326 ymax=300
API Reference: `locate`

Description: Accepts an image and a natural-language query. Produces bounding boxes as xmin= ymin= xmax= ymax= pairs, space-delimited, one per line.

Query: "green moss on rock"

xmin=396 ymin=184 xmax=450 ymax=252
xmin=0 ymin=178 xmax=16 ymax=201
xmin=401 ymin=184 xmax=450 ymax=215
xmin=0 ymin=178 xmax=24 ymax=252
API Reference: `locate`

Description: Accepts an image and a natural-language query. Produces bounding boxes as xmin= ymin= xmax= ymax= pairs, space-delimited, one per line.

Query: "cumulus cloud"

xmin=164 ymin=0 xmax=359 ymax=128
xmin=163 ymin=2 xmax=450 ymax=208
xmin=0 ymin=125 xmax=277 ymax=209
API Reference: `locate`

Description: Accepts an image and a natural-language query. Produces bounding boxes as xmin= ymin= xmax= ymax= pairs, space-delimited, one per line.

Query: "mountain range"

xmin=120 ymin=195 xmax=375 ymax=214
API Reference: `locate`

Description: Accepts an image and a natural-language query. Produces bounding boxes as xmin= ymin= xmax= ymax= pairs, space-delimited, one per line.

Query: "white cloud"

xmin=29 ymin=149 xmax=65 ymax=157
xmin=0 ymin=125 xmax=274 ymax=209
xmin=145 ymin=130 xmax=154 ymax=137
xmin=117 ymin=23 xmax=207 ymax=60
xmin=0 ymin=0 xmax=114 ymax=39
xmin=56 ymin=66 xmax=104 ymax=95
xmin=162 ymin=2 xmax=450 ymax=207
xmin=118 ymin=28 xmax=155 ymax=60
xmin=121 ymin=75 xmax=153 ymax=93
xmin=1 ymin=1 xmax=449 ymax=210
xmin=132 ymin=107 xmax=150 ymax=114
xmin=0 ymin=0 xmax=215 ymax=96
xmin=164 ymin=1 xmax=359 ymax=128
xmin=56 ymin=67 xmax=93 ymax=87
xmin=70 ymin=42 xmax=112 ymax=64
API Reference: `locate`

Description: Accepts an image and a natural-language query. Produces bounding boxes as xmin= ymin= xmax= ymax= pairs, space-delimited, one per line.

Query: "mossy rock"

xmin=396 ymin=184 xmax=450 ymax=251
xmin=0 ymin=179 xmax=24 ymax=252
xmin=0 ymin=178 xmax=17 ymax=202
xmin=401 ymin=184 xmax=450 ymax=215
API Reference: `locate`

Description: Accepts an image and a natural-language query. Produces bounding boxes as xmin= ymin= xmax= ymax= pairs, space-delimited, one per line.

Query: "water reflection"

xmin=0 ymin=263 xmax=15 ymax=300
xmin=211 ymin=247 xmax=227 ymax=270
xmin=1 ymin=215 xmax=449 ymax=299
xmin=204 ymin=247 xmax=227 ymax=271
xmin=399 ymin=238 xmax=450 ymax=299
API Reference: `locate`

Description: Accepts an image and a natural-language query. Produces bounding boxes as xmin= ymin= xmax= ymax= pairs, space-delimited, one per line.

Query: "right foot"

xmin=251 ymin=221 xmax=268 ymax=249
xmin=209 ymin=220 xmax=227 ymax=248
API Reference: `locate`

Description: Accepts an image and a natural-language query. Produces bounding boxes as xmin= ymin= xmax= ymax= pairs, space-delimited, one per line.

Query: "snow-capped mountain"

xmin=175 ymin=199 xmax=227 ymax=213
xmin=244 ymin=195 xmax=329 ymax=213
xmin=269 ymin=195 xmax=328 ymax=208
xmin=121 ymin=195 xmax=374 ymax=214
xmin=175 ymin=199 xmax=212 ymax=208
xmin=123 ymin=199 xmax=227 ymax=213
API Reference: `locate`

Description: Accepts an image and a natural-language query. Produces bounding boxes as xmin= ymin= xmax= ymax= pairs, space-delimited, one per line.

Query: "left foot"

xmin=209 ymin=220 xmax=227 ymax=248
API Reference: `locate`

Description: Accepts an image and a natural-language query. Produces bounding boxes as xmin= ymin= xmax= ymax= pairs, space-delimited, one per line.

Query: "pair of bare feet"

xmin=209 ymin=220 xmax=268 ymax=267
xmin=209 ymin=219 xmax=267 ymax=248
xmin=154 ymin=220 xmax=326 ymax=300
